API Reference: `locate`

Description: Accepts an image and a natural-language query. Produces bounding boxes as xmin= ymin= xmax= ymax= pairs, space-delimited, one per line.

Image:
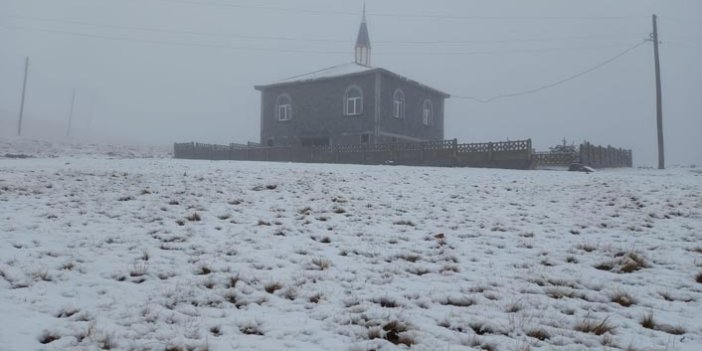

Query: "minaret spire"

xmin=355 ymin=2 xmax=371 ymax=66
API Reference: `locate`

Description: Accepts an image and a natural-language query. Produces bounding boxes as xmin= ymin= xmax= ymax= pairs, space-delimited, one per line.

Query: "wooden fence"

xmin=174 ymin=139 xmax=534 ymax=169
xmin=533 ymin=142 xmax=632 ymax=169
xmin=579 ymin=142 xmax=632 ymax=168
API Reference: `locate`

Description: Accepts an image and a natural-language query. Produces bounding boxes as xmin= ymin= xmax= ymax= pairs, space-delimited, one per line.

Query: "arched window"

xmin=422 ymin=99 xmax=433 ymax=126
xmin=392 ymin=89 xmax=405 ymax=119
xmin=275 ymin=94 xmax=292 ymax=121
xmin=344 ymin=86 xmax=363 ymax=116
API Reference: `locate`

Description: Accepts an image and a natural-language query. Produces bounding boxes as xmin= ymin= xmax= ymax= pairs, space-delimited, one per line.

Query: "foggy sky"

xmin=1 ymin=0 xmax=700 ymax=166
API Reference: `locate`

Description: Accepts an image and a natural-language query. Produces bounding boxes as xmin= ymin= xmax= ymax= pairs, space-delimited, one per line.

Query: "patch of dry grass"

xmin=574 ymin=316 xmax=615 ymax=335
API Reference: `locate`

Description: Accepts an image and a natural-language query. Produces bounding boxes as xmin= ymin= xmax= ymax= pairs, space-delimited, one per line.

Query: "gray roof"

xmin=254 ymin=62 xmax=450 ymax=98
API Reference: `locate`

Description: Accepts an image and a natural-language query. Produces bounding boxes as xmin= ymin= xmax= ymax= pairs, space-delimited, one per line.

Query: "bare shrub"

xmin=264 ymin=282 xmax=283 ymax=294
xmin=209 ymin=326 xmax=222 ymax=336
xmin=395 ymin=254 xmax=419 ymax=263
xmin=38 ymin=330 xmax=60 ymax=344
xmin=505 ymin=302 xmax=522 ymax=313
xmin=382 ymin=321 xmax=414 ymax=346
xmin=393 ymin=220 xmax=415 ymax=226
xmin=195 ymin=265 xmax=212 ymax=275
xmin=282 ymin=287 xmax=297 ymax=300
xmin=610 ymin=292 xmax=636 ymax=307
xmin=640 ymin=313 xmax=685 ymax=335
xmin=225 ymin=275 xmax=239 ymax=288
xmin=596 ymin=251 xmax=649 ymax=273
xmin=546 ymin=288 xmax=577 ymax=300
xmin=575 ymin=316 xmax=615 ymax=335
xmin=470 ymin=322 xmax=498 ymax=335
xmin=696 ymin=272 xmax=702 ymax=284
xmin=309 ymin=258 xmax=331 ymax=270
xmin=96 ymin=332 xmax=117 ymax=350
xmin=129 ymin=263 xmax=147 ymax=277
xmin=526 ymin=328 xmax=550 ymax=341
xmin=641 ymin=313 xmax=655 ymax=329
xmin=239 ymin=322 xmax=264 ymax=335
xmin=186 ymin=212 xmax=201 ymax=222
xmin=374 ymin=296 xmax=400 ymax=308
xmin=656 ymin=324 xmax=686 ymax=335
xmin=55 ymin=307 xmax=79 ymax=318
xmin=577 ymin=243 xmax=597 ymax=252
xmin=309 ymin=293 xmax=322 ymax=304
xmin=618 ymin=251 xmax=648 ymax=273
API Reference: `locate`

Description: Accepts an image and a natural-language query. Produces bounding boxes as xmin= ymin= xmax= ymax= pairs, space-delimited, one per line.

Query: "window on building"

xmin=275 ymin=94 xmax=292 ymax=121
xmin=422 ymin=99 xmax=433 ymax=126
xmin=344 ymin=86 xmax=363 ymax=116
xmin=361 ymin=133 xmax=370 ymax=144
xmin=393 ymin=89 xmax=405 ymax=119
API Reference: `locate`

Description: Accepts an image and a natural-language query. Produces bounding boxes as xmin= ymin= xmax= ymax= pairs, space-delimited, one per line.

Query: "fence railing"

xmin=174 ymin=139 xmax=533 ymax=169
xmin=579 ymin=142 xmax=632 ymax=168
xmin=532 ymin=142 xmax=632 ymax=168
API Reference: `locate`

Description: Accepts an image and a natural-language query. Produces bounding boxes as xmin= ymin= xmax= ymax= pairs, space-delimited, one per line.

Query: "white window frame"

xmin=278 ymin=104 xmax=292 ymax=121
xmin=275 ymin=94 xmax=292 ymax=121
xmin=344 ymin=86 xmax=363 ymax=116
xmin=422 ymin=99 xmax=433 ymax=126
xmin=393 ymin=89 xmax=405 ymax=119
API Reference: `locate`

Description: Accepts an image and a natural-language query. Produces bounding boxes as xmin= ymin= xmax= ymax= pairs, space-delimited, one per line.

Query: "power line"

xmin=1 ymin=13 xmax=647 ymax=46
xmin=0 ymin=24 xmax=643 ymax=57
xmin=376 ymin=34 xmax=648 ymax=45
xmin=0 ymin=24 xmax=350 ymax=54
xmin=149 ymin=0 xmax=646 ymax=21
xmin=377 ymin=44 xmax=639 ymax=56
xmin=1 ymin=13 xmax=346 ymax=44
xmin=452 ymin=40 xmax=649 ymax=103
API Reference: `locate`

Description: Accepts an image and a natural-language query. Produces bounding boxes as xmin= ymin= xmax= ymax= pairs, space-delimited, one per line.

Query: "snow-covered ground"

xmin=0 ymin=137 xmax=170 ymax=159
xmin=1 ymin=145 xmax=701 ymax=350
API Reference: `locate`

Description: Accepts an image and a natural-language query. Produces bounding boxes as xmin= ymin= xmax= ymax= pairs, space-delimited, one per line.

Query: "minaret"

xmin=355 ymin=3 xmax=371 ymax=66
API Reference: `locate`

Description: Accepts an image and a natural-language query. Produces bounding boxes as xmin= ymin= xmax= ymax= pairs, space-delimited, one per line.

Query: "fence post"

xmin=488 ymin=142 xmax=494 ymax=161
xmin=335 ymin=145 xmax=340 ymax=163
xmin=419 ymin=142 xmax=425 ymax=164
xmin=452 ymin=139 xmax=458 ymax=166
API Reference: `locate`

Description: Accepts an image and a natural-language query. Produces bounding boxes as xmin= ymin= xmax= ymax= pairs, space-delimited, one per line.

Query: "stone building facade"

xmin=254 ymin=9 xmax=450 ymax=147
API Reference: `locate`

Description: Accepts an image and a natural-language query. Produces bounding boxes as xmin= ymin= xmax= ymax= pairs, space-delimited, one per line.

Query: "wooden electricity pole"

xmin=67 ymin=88 xmax=76 ymax=137
xmin=652 ymin=14 xmax=664 ymax=170
xmin=17 ymin=57 xmax=29 ymax=136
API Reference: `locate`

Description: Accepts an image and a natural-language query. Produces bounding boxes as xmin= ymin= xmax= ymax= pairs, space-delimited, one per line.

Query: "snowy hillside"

xmin=0 ymin=155 xmax=701 ymax=350
xmin=0 ymin=137 xmax=170 ymax=159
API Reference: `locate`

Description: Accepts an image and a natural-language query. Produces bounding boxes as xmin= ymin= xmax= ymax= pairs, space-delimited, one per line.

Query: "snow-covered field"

xmin=1 ymin=147 xmax=701 ymax=350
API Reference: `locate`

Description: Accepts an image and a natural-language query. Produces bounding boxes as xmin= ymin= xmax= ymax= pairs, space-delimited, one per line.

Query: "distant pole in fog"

xmin=67 ymin=88 xmax=76 ymax=137
xmin=651 ymin=14 xmax=665 ymax=170
xmin=17 ymin=57 xmax=29 ymax=137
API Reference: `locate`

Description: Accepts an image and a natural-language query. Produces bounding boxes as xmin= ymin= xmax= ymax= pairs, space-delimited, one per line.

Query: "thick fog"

xmin=1 ymin=0 xmax=700 ymax=166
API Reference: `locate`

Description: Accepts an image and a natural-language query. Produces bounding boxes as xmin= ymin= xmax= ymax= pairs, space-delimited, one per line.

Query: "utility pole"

xmin=67 ymin=88 xmax=76 ymax=137
xmin=17 ymin=57 xmax=29 ymax=136
xmin=651 ymin=14 xmax=665 ymax=170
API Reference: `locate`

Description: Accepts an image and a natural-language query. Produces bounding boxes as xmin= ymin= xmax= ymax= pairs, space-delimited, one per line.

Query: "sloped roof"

xmin=254 ymin=62 xmax=450 ymax=98
xmin=269 ymin=63 xmax=374 ymax=85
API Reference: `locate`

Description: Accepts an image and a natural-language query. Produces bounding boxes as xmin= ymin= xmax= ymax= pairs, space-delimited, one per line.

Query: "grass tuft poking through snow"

xmin=574 ymin=316 xmax=616 ymax=335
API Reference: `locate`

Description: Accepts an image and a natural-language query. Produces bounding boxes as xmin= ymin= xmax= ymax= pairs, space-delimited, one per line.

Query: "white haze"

xmin=0 ymin=0 xmax=700 ymax=166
